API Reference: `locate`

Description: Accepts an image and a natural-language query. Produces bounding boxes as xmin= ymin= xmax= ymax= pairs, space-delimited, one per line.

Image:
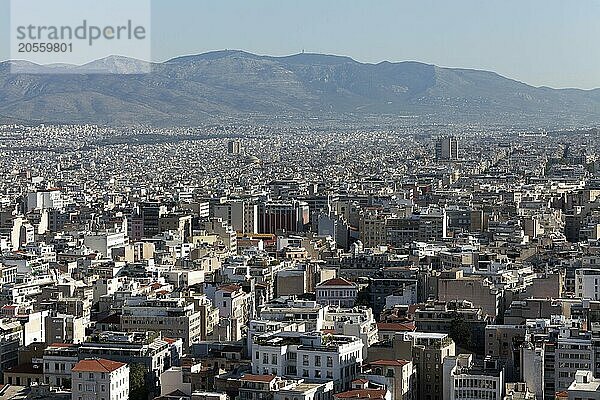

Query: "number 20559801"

xmin=18 ymin=42 xmax=73 ymax=53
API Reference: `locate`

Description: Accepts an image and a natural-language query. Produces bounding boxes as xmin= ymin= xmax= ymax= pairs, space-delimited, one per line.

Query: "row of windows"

xmin=558 ymin=353 xmax=590 ymax=359
xmin=455 ymin=378 xmax=497 ymax=389
xmin=255 ymin=352 xmax=334 ymax=367
xmin=454 ymin=389 xmax=497 ymax=399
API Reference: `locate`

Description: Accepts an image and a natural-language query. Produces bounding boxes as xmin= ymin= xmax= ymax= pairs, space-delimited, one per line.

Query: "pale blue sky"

xmin=2 ymin=0 xmax=599 ymax=89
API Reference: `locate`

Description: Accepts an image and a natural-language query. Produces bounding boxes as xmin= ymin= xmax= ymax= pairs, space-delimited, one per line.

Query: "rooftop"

xmin=72 ymin=358 xmax=127 ymax=373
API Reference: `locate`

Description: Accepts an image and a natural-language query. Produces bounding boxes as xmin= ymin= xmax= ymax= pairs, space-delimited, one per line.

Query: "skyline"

xmin=1 ymin=0 xmax=600 ymax=89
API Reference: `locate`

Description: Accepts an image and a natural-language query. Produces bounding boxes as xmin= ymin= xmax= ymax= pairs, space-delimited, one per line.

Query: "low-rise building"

xmin=316 ymin=278 xmax=358 ymax=308
xmin=71 ymin=358 xmax=129 ymax=400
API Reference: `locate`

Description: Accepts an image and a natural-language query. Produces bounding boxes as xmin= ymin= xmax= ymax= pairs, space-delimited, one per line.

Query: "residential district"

xmin=0 ymin=124 xmax=600 ymax=400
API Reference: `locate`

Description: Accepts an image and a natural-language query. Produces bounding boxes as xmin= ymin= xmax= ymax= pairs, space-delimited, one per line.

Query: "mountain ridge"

xmin=0 ymin=50 xmax=599 ymax=127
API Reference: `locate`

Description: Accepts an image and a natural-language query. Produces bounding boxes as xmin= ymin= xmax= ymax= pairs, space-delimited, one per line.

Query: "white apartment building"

xmin=259 ymin=299 xmax=326 ymax=332
xmin=316 ymin=278 xmax=358 ymax=308
xmin=251 ymin=331 xmax=363 ymax=392
xmin=575 ymin=268 xmax=600 ymax=300
xmin=71 ymin=358 xmax=129 ymax=400
xmin=43 ymin=343 xmax=79 ymax=388
xmin=555 ymin=327 xmax=594 ymax=392
xmin=442 ymin=354 xmax=504 ymax=400
xmin=214 ymin=284 xmax=253 ymax=341
xmin=247 ymin=320 xmax=306 ymax=356
xmin=83 ymin=231 xmax=128 ymax=258
xmin=27 ymin=189 xmax=66 ymax=212
xmin=323 ymin=306 xmax=378 ymax=358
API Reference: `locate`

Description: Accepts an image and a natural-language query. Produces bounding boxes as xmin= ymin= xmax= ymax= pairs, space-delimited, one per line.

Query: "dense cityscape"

xmin=0 ymin=122 xmax=598 ymax=400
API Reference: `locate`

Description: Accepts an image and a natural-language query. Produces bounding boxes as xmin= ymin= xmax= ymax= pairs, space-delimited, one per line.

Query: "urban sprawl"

xmin=0 ymin=123 xmax=599 ymax=400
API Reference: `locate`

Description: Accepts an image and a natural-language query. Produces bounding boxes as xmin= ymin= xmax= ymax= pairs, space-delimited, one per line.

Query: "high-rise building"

xmin=212 ymin=200 xmax=258 ymax=234
xmin=435 ymin=136 xmax=459 ymax=161
xmin=258 ymin=201 xmax=310 ymax=234
xmin=140 ymin=201 xmax=161 ymax=238
xmin=387 ymin=332 xmax=456 ymax=400
xmin=228 ymin=140 xmax=242 ymax=154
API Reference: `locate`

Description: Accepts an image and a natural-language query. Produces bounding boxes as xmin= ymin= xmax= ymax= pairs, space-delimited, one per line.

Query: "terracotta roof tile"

xmin=317 ymin=277 xmax=355 ymax=287
xmin=72 ymin=358 xmax=127 ymax=373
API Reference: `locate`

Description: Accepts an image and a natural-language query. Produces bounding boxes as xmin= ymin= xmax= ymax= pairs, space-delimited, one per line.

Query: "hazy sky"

xmin=2 ymin=0 xmax=599 ymax=89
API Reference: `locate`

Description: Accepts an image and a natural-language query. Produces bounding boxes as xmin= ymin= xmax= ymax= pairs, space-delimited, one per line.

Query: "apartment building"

xmin=121 ymin=297 xmax=203 ymax=350
xmin=71 ymin=358 xmax=129 ymax=400
xmin=251 ymin=331 xmax=363 ymax=392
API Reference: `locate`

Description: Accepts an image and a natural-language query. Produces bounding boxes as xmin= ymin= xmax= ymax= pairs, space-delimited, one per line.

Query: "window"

xmin=327 ymin=356 xmax=333 ymax=367
xmin=303 ymin=355 xmax=309 ymax=366
xmin=315 ymin=356 xmax=321 ymax=366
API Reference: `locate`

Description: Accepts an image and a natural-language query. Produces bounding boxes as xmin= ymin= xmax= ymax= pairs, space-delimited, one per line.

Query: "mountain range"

xmin=0 ymin=50 xmax=599 ymax=126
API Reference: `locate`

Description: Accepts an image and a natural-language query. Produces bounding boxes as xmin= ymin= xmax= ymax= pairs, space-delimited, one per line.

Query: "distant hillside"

xmin=0 ymin=50 xmax=599 ymax=126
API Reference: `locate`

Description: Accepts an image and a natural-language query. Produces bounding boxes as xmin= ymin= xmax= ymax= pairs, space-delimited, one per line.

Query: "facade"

xmin=238 ymin=374 xmax=293 ymax=400
xmin=45 ymin=314 xmax=86 ymax=344
xmin=363 ymin=359 xmax=415 ymax=400
xmin=141 ymin=201 xmax=161 ymax=239
xmin=0 ymin=320 xmax=22 ymax=374
xmin=83 ymin=231 xmax=127 ymax=258
xmin=435 ymin=136 xmax=459 ymax=161
xmin=555 ymin=327 xmax=594 ymax=392
xmin=121 ymin=298 xmax=203 ymax=350
xmin=71 ymin=358 xmax=129 ymax=400
xmin=403 ymin=332 xmax=456 ymax=400
xmin=258 ymin=299 xmax=326 ymax=331
xmin=575 ymin=268 xmax=600 ymax=300
xmin=442 ymin=354 xmax=504 ymax=400
xmin=323 ymin=307 xmax=378 ymax=358
xmin=43 ymin=343 xmax=79 ymax=388
xmin=214 ymin=284 xmax=253 ymax=341
xmin=78 ymin=331 xmax=171 ymax=393
xmin=213 ymin=200 xmax=258 ymax=234
xmin=259 ymin=201 xmax=310 ymax=234
xmin=438 ymin=271 xmax=501 ymax=318
xmin=274 ymin=381 xmax=334 ymax=400
xmin=251 ymin=331 xmax=363 ymax=392
xmin=316 ymin=278 xmax=358 ymax=308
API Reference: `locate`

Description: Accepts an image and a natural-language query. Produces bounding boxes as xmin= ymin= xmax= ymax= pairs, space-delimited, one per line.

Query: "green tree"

xmin=129 ymin=363 xmax=149 ymax=400
xmin=449 ymin=314 xmax=473 ymax=351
